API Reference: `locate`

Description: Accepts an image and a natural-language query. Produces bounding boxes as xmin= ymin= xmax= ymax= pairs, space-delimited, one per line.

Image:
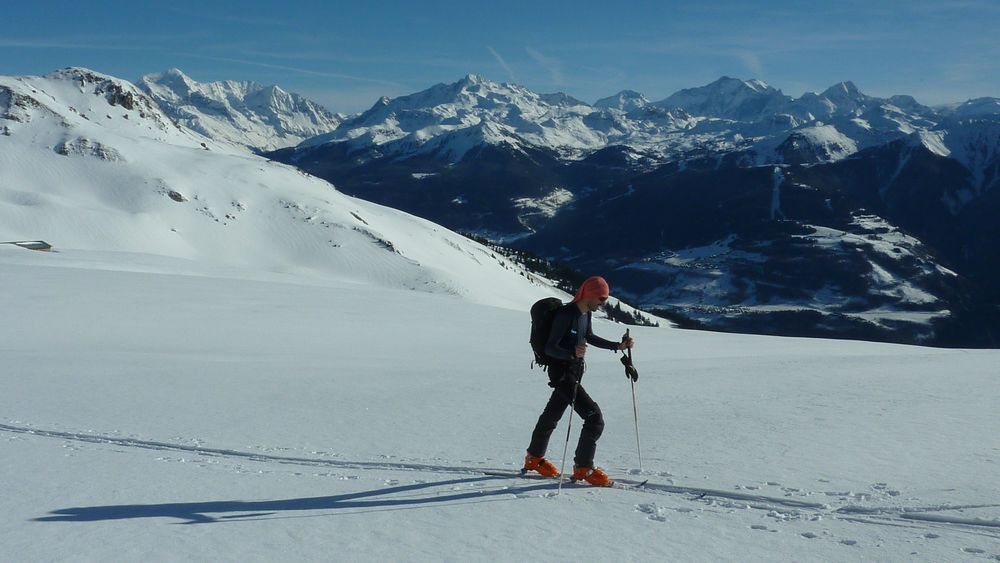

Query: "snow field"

xmin=2 ymin=249 xmax=998 ymax=561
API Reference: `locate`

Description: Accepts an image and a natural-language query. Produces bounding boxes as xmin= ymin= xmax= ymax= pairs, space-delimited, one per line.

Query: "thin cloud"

xmin=0 ymin=38 xmax=157 ymax=52
xmin=525 ymin=46 xmax=566 ymax=85
xmin=176 ymin=53 xmax=405 ymax=87
xmin=733 ymin=51 xmax=764 ymax=79
xmin=211 ymin=46 xmax=478 ymax=71
xmin=166 ymin=6 xmax=298 ymax=28
xmin=487 ymin=46 xmax=516 ymax=81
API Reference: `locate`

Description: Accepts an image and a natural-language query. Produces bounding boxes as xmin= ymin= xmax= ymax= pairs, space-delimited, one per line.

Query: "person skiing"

xmin=523 ymin=276 xmax=635 ymax=486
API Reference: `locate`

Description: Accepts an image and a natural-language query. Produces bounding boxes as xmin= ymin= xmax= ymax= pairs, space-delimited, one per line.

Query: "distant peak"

xmin=48 ymin=67 xmax=107 ymax=80
xmin=888 ymin=94 xmax=923 ymax=109
xmin=262 ymin=83 xmax=287 ymax=96
xmin=823 ymin=81 xmax=862 ymax=98
xmin=164 ymin=68 xmax=189 ymax=79
xmin=595 ymin=89 xmax=649 ymax=110
xmin=703 ymin=76 xmax=774 ymax=92
xmin=709 ymin=76 xmax=770 ymax=90
xmin=460 ymin=74 xmax=486 ymax=86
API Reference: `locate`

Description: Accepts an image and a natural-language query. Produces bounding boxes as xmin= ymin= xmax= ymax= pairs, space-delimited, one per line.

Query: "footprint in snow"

xmin=636 ymin=503 xmax=667 ymax=522
xmin=961 ymin=548 xmax=985 ymax=554
xmin=871 ymin=482 xmax=901 ymax=497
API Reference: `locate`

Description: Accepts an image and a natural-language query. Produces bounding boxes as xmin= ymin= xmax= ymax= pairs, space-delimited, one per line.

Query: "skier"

xmin=523 ymin=276 xmax=635 ymax=486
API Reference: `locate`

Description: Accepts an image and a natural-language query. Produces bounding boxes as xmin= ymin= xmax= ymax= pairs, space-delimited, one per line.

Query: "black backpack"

xmin=529 ymin=297 xmax=563 ymax=369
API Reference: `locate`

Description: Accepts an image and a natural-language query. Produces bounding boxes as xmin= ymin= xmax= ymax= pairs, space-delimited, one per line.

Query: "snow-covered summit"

xmin=594 ymin=90 xmax=649 ymax=112
xmin=0 ymin=67 xmax=223 ymax=152
xmin=655 ymin=76 xmax=791 ymax=120
xmin=300 ymin=74 xmax=606 ymax=159
xmin=947 ymin=96 xmax=1000 ymax=118
xmin=139 ymin=68 xmax=344 ymax=152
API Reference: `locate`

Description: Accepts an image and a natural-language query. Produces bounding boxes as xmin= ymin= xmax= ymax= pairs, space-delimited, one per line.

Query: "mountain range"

xmin=138 ymin=68 xmax=344 ymax=152
xmin=4 ymin=67 xmax=999 ymax=346
xmin=261 ymin=73 xmax=1000 ymax=346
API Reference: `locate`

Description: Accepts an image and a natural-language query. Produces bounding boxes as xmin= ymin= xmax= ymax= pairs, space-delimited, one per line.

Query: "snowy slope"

xmin=2 ymin=248 xmax=998 ymax=561
xmin=0 ymin=68 xmax=559 ymax=309
xmin=139 ymin=68 xmax=343 ymax=152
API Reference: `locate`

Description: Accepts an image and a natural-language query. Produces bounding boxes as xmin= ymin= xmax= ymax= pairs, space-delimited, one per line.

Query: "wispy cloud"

xmin=553 ymin=28 xmax=907 ymax=58
xmin=525 ymin=46 xmax=565 ymax=85
xmin=487 ymin=46 xmax=516 ymax=81
xmin=208 ymin=45 xmax=479 ymax=71
xmin=176 ymin=53 xmax=405 ymax=87
xmin=0 ymin=38 xmax=157 ymax=51
xmin=733 ymin=51 xmax=764 ymax=78
xmin=166 ymin=6 xmax=298 ymax=28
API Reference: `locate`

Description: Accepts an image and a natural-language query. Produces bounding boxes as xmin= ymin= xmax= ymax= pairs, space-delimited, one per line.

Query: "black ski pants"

xmin=526 ymin=361 xmax=605 ymax=468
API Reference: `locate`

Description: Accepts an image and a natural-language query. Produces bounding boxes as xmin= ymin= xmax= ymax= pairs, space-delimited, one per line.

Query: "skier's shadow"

xmin=33 ymin=476 xmax=556 ymax=524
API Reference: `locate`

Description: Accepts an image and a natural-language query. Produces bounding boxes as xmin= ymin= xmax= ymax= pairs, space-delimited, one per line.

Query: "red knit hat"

xmin=573 ymin=276 xmax=610 ymax=302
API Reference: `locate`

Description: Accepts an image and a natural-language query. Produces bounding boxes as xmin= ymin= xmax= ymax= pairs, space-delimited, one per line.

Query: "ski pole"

xmin=621 ymin=329 xmax=642 ymax=472
xmin=557 ymin=361 xmax=582 ymax=495
xmin=630 ymin=368 xmax=642 ymax=472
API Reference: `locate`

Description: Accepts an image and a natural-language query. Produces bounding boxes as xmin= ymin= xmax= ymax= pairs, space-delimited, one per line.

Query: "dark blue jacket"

xmin=545 ymin=303 xmax=619 ymax=362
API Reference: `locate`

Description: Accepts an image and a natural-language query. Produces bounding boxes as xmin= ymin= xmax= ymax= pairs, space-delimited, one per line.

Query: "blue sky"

xmin=3 ymin=0 xmax=999 ymax=113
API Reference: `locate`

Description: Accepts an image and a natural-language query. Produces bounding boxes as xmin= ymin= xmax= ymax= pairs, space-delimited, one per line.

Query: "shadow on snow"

xmin=33 ymin=476 xmax=557 ymax=524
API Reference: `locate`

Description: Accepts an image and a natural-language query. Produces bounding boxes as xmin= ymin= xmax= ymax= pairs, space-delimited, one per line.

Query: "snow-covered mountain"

xmin=138 ymin=68 xmax=344 ymax=152
xmin=594 ymin=89 xmax=650 ymax=112
xmin=295 ymin=74 xmax=696 ymax=161
xmin=267 ymin=74 xmax=1000 ymax=346
xmin=279 ymin=73 xmax=1000 ymax=174
xmin=654 ymin=76 xmax=790 ymax=121
xmin=0 ymin=67 xmax=562 ymax=310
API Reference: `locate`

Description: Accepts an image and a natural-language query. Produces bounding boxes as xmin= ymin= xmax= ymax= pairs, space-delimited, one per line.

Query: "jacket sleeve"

xmin=586 ymin=313 xmax=621 ymax=351
xmin=545 ymin=308 xmax=576 ymax=361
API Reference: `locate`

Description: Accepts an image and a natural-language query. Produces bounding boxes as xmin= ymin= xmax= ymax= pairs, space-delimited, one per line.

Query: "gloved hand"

xmin=621 ymin=354 xmax=638 ymax=382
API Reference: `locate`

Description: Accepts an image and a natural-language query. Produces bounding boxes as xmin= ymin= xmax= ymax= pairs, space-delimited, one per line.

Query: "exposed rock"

xmin=54 ymin=137 xmax=124 ymax=161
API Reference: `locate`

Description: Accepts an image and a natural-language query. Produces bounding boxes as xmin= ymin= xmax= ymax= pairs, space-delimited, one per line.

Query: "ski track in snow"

xmin=5 ymin=422 xmax=1000 ymax=537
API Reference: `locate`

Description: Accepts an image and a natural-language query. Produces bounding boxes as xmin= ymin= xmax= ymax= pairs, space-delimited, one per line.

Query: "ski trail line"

xmin=0 ymin=423 xmax=492 ymax=475
xmin=6 ymin=422 xmax=1000 ymax=532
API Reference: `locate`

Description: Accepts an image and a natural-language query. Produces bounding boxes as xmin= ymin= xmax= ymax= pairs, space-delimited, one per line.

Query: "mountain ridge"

xmin=138 ymin=68 xmax=345 ymax=152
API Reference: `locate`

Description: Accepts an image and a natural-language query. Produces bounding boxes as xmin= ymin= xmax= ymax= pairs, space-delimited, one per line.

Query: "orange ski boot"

xmin=572 ymin=465 xmax=613 ymax=487
xmin=523 ymin=453 xmax=560 ymax=478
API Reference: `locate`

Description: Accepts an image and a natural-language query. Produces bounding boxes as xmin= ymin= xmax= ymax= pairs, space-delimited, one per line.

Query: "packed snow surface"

xmin=2 ymin=248 xmax=998 ymax=562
